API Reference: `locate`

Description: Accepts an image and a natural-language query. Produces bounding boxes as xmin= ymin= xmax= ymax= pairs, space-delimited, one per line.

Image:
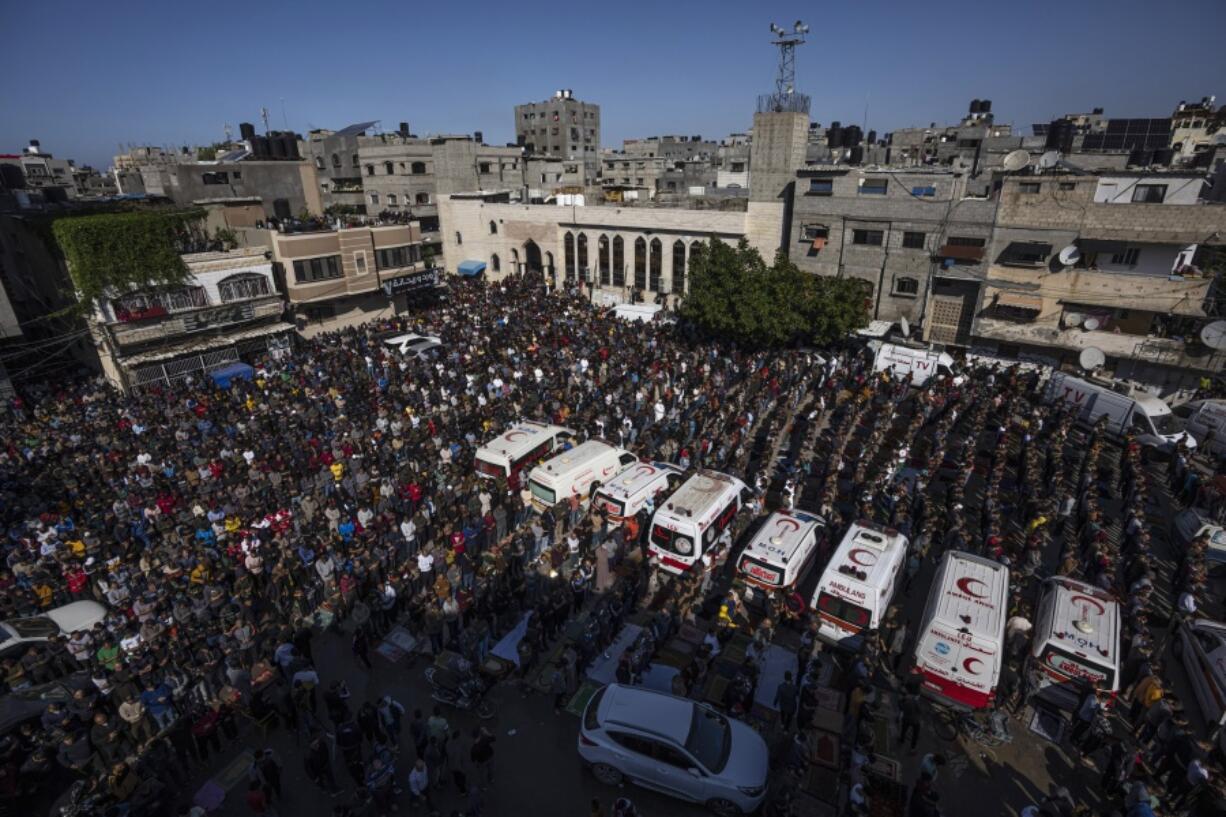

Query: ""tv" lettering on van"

xmin=1061 ymin=386 xmax=1089 ymax=404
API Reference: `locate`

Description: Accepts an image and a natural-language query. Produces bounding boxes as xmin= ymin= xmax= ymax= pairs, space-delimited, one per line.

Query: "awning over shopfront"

xmin=457 ymin=260 xmax=486 ymax=277
xmin=209 ymin=362 xmax=255 ymax=389
xmin=994 ymin=291 xmax=1044 ymax=311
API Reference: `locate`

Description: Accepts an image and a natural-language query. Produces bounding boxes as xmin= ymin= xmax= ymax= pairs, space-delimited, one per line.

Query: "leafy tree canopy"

xmin=680 ymin=238 xmax=869 ymax=348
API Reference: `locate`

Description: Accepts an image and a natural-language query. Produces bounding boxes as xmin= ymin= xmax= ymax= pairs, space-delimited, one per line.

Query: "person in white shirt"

xmin=417 ymin=549 xmax=434 ymax=577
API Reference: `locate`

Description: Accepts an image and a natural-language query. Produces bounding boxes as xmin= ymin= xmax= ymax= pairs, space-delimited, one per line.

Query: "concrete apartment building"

xmin=602 ymin=136 xmax=723 ymax=197
xmin=716 ymin=135 xmax=752 ymax=190
xmin=303 ymin=124 xmax=592 ymax=269
xmin=788 ymin=167 xmax=995 ymax=344
xmin=514 ymin=90 xmax=600 ymax=180
xmin=269 ymin=221 xmax=436 ymax=326
xmin=123 ymin=159 xmax=322 ymax=220
xmin=1 ymin=140 xmax=114 ymax=203
xmin=973 ymin=170 xmax=1226 ymax=390
xmin=88 ymin=246 xmax=292 ymax=390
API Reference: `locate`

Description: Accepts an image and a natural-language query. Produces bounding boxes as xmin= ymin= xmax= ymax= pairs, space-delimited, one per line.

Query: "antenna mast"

xmin=760 ymin=21 xmax=811 ymax=114
xmin=260 ymin=107 xmax=271 ymax=135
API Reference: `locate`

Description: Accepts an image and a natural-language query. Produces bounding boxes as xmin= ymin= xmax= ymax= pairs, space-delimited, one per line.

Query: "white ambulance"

xmin=648 ymin=470 xmax=750 ymax=574
xmin=1028 ymin=576 xmax=1120 ymax=709
xmin=912 ymin=551 xmax=1009 ymax=710
xmin=526 ymin=439 xmax=636 ymax=512
xmin=810 ymin=520 xmax=909 ymax=650
xmin=591 ymin=461 xmax=684 ymax=523
xmin=737 ymin=509 xmax=829 ymax=593
xmin=474 ymin=421 xmax=575 ymax=488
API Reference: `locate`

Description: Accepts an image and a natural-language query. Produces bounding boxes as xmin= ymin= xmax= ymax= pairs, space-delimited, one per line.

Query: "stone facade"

xmin=438 ymin=194 xmax=783 ymax=304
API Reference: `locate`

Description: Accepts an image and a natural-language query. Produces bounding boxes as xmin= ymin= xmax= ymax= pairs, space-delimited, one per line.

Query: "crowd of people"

xmin=0 ymin=274 xmax=831 ymax=817
xmin=0 ymin=271 xmax=1222 ymax=817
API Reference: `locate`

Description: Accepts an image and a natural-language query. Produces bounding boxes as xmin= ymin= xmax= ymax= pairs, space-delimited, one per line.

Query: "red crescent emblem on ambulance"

xmin=1070 ymin=595 xmax=1105 ymax=616
xmin=956 ymin=577 xmax=988 ymax=599
xmin=848 ymin=548 xmax=878 ymax=567
xmin=505 ymin=431 xmax=527 ymax=441
xmin=775 ymin=518 xmax=801 ymax=535
xmin=962 ymin=657 xmax=983 ymax=675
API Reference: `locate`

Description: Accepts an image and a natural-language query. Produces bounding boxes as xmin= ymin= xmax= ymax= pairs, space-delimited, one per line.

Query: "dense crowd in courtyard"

xmin=0 ymin=274 xmax=1222 ymax=817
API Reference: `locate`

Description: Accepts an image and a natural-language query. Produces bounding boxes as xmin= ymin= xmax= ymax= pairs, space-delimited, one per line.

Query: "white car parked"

xmin=579 ymin=683 xmax=768 ymax=816
xmin=0 ymin=600 xmax=107 ymax=659
xmin=383 ymin=333 xmax=442 ymax=358
xmin=1174 ymin=618 xmax=1226 ymax=756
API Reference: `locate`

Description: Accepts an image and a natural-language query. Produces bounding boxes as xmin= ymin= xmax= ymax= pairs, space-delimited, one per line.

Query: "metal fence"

xmin=756 ymin=92 xmax=811 ymax=114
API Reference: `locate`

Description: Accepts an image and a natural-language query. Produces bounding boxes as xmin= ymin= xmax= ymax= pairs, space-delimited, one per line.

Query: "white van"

xmin=648 ymin=470 xmax=749 ymax=575
xmin=1028 ymin=576 xmax=1120 ymax=709
xmin=811 ymin=520 xmax=909 ymax=651
xmin=591 ymin=461 xmax=684 ymax=523
xmin=912 ymin=551 xmax=1009 ymax=710
xmin=475 ymin=421 xmax=575 ymax=489
xmin=1176 ymin=399 xmax=1226 ymax=458
xmin=737 ymin=509 xmax=828 ymax=593
xmin=867 ymin=341 xmax=956 ymax=387
xmin=1045 ymin=372 xmax=1195 ymax=454
xmin=527 ymin=439 xmax=636 ymax=512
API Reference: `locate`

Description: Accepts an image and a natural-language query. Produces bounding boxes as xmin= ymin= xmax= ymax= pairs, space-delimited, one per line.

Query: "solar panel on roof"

xmin=218 ymin=150 xmax=250 ymax=163
xmin=335 ymin=121 xmax=378 ymax=137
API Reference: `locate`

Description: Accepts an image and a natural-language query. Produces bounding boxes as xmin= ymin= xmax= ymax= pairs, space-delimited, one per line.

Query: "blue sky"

xmin=3 ymin=0 xmax=1224 ymax=171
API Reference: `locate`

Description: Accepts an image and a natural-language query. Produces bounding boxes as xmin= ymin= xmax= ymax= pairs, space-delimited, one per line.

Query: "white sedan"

xmin=1175 ymin=618 xmax=1226 ymax=756
xmin=382 ymin=333 xmax=443 ymax=358
xmin=579 ymin=683 xmax=769 ymax=816
xmin=0 ymin=600 xmax=107 ymax=659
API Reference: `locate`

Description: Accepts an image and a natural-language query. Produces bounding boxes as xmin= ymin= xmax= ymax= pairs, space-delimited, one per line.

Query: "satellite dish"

xmin=1039 ymin=151 xmax=1060 ymax=169
xmin=1079 ymin=347 xmax=1107 ymax=371
xmin=1201 ymin=320 xmax=1226 ymax=351
xmin=1064 ymin=312 xmax=1084 ymax=328
xmin=1002 ymin=150 xmax=1031 ymax=172
xmin=1057 ymin=245 xmax=1082 ymax=266
xmin=900 ymin=316 xmax=911 ymax=337
xmin=1083 ymin=317 xmax=1101 ymax=331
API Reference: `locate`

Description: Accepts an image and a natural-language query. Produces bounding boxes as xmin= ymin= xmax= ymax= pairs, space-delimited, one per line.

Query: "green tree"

xmin=799 ymin=275 xmax=872 ymax=346
xmin=680 ymin=238 xmax=868 ymax=348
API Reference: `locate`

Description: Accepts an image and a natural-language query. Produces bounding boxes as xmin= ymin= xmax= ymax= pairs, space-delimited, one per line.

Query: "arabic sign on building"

xmin=181 ymin=302 xmax=256 ymax=332
xmin=381 ymin=268 xmax=440 ymax=297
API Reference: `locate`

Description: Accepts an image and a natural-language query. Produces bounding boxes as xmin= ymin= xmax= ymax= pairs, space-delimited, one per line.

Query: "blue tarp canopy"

xmin=457 ymin=260 xmax=487 ymax=277
xmin=210 ymin=362 xmax=255 ymax=389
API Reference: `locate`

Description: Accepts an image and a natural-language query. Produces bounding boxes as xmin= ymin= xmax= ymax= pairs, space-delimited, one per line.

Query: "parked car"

xmin=1173 ymin=399 xmax=1226 ymax=459
xmin=0 ymin=671 xmax=93 ymax=735
xmin=579 ymin=683 xmax=768 ymax=816
xmin=1173 ymin=618 xmax=1226 ymax=756
xmin=0 ymin=600 xmax=107 ymax=660
xmin=382 ymin=333 xmax=442 ymax=358
xmin=1171 ymin=507 xmax=1226 ymax=576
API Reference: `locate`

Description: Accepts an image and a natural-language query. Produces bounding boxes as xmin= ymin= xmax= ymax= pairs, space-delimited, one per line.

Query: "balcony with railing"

xmin=106 ymin=282 xmax=283 ymax=349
